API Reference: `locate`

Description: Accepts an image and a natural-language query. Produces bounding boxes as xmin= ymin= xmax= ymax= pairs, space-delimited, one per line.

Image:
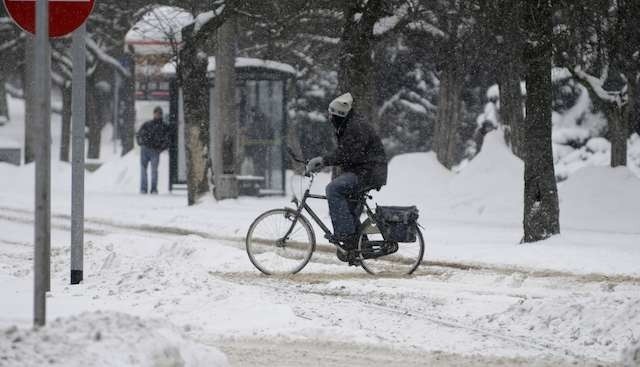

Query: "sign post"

xmin=33 ymin=0 xmax=50 ymax=328
xmin=3 ymin=0 xmax=96 ymax=326
xmin=70 ymin=22 xmax=86 ymax=285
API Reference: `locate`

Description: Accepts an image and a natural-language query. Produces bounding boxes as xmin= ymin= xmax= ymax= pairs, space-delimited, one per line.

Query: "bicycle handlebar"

xmin=286 ymin=146 xmax=307 ymax=164
xmin=286 ymin=146 xmax=315 ymax=177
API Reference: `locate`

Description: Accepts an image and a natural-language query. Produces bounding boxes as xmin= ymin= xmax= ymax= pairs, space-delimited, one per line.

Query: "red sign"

xmin=3 ymin=0 xmax=95 ymax=38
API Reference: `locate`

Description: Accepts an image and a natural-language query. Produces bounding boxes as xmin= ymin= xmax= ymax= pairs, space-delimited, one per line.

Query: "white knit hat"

xmin=328 ymin=93 xmax=353 ymax=117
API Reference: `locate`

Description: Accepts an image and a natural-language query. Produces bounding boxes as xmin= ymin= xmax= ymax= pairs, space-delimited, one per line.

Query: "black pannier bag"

xmin=376 ymin=206 xmax=419 ymax=243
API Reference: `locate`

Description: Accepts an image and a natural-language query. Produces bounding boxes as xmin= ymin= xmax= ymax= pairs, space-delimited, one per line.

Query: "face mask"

xmin=331 ymin=114 xmax=346 ymax=129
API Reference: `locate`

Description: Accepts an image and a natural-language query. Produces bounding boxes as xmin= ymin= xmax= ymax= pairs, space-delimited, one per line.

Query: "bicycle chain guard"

xmin=360 ymin=240 xmax=399 ymax=260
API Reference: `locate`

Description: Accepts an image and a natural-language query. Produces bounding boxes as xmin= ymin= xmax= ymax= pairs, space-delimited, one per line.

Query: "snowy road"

xmin=1 ymin=210 xmax=637 ymax=366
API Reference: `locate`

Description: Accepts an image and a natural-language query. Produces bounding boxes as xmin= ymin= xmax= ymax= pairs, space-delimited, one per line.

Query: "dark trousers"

xmin=326 ymin=173 xmax=362 ymax=237
xmin=140 ymin=146 xmax=160 ymax=193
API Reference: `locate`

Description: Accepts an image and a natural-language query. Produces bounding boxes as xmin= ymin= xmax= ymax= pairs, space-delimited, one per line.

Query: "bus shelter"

xmin=163 ymin=57 xmax=295 ymax=196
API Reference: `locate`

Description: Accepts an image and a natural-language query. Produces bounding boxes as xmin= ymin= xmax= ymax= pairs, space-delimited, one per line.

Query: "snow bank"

xmin=559 ymin=166 xmax=640 ymax=233
xmin=448 ymin=131 xmax=523 ymax=220
xmin=0 ymin=311 xmax=228 ymax=367
xmin=378 ymin=152 xmax=452 ymax=206
xmin=0 ymin=135 xmax=20 ymax=148
xmin=0 ymin=160 xmax=74 ymax=197
xmin=622 ymin=343 xmax=640 ymax=367
xmin=378 ymin=129 xmax=640 ymax=235
xmin=379 ymin=130 xmax=523 ymax=223
xmin=479 ymin=287 xmax=640 ymax=362
xmin=88 ymin=148 xmax=169 ymax=194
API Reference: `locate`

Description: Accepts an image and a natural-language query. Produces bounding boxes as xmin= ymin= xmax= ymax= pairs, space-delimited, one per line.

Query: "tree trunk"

xmin=0 ymin=75 xmax=9 ymax=124
xmin=498 ymin=58 xmax=525 ymax=158
xmin=180 ymin=42 xmax=210 ymax=205
xmin=608 ymin=76 xmax=636 ymax=167
xmin=628 ymin=78 xmax=638 ymax=137
xmin=120 ymin=53 xmax=136 ymax=156
xmin=24 ymin=36 xmax=36 ymax=164
xmin=337 ymin=0 xmax=384 ymax=126
xmin=60 ymin=84 xmax=72 ymax=162
xmin=213 ymin=16 xmax=239 ymax=200
xmin=522 ymin=1 xmax=560 ymax=243
xmin=87 ymin=82 xmax=101 ymax=159
xmin=434 ymin=62 xmax=463 ymax=169
xmin=609 ymin=105 xmax=628 ymax=167
xmin=490 ymin=0 xmax=525 ymax=158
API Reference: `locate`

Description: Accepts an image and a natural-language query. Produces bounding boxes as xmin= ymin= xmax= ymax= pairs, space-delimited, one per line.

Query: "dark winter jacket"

xmin=136 ymin=119 xmax=170 ymax=151
xmin=323 ymin=113 xmax=388 ymax=189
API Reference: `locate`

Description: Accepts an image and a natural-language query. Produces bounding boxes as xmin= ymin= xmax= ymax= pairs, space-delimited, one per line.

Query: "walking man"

xmin=136 ymin=106 xmax=169 ymax=194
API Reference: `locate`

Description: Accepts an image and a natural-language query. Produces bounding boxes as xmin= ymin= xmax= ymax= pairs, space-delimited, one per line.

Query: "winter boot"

xmin=336 ymin=234 xmax=358 ymax=262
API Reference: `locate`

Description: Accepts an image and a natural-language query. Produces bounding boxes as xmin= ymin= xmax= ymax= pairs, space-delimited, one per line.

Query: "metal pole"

xmin=71 ymin=23 xmax=86 ymax=285
xmin=34 ymin=0 xmax=51 ymax=327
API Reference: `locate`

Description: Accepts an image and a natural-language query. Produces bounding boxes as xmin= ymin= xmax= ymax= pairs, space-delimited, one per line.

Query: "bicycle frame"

xmin=283 ymin=174 xmax=376 ymax=250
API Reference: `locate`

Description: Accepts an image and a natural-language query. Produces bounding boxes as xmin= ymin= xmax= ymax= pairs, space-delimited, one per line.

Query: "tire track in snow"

xmin=0 ymin=209 xmax=619 ymax=364
xmin=1 ymin=205 xmax=639 ymax=284
xmin=204 ymin=271 xmax=594 ymax=362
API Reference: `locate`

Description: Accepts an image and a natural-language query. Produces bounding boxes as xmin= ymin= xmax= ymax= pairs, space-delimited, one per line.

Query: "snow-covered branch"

xmin=572 ymin=65 xmax=625 ymax=107
xmin=406 ymin=20 xmax=446 ymax=38
xmin=84 ymin=36 xmax=132 ymax=78
xmin=193 ymin=5 xmax=225 ymax=35
xmin=299 ymin=33 xmax=340 ymax=45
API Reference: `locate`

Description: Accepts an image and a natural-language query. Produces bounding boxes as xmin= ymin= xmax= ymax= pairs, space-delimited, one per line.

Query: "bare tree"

xmin=478 ymin=0 xmax=526 ymax=158
xmin=179 ymin=2 xmax=231 ymax=205
xmin=522 ymin=0 xmax=560 ymax=242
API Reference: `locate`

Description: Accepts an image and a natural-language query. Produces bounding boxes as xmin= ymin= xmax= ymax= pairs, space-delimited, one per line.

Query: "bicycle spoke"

xmin=246 ymin=209 xmax=315 ymax=275
xmin=358 ymin=221 xmax=425 ymax=276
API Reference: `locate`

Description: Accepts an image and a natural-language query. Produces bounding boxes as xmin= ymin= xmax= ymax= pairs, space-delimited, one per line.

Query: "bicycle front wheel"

xmin=358 ymin=219 xmax=425 ymax=276
xmin=246 ymin=208 xmax=316 ymax=275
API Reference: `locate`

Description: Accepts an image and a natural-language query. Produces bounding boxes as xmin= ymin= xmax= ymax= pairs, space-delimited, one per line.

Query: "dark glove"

xmin=305 ymin=156 xmax=324 ymax=174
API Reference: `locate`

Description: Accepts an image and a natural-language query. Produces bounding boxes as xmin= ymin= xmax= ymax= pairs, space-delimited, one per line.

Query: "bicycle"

xmin=245 ymin=151 xmax=425 ymax=276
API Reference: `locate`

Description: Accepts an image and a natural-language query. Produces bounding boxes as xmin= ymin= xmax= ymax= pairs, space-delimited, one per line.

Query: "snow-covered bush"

xmin=475 ymin=69 xmax=640 ymax=180
xmin=377 ymin=55 xmax=439 ymax=156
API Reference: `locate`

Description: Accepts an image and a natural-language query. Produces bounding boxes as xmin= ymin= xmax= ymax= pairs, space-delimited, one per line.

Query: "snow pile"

xmin=558 ymin=166 xmax=640 ymax=233
xmin=0 ymin=311 xmax=228 ymax=367
xmin=478 ymin=287 xmax=640 ymax=362
xmin=554 ymin=135 xmax=640 ymax=181
xmin=88 ymin=148 xmax=170 ymax=194
xmin=378 ymin=152 xmax=452 ymax=206
xmin=622 ymin=343 xmax=640 ymax=367
xmin=448 ymin=131 xmax=523 ymax=220
xmin=380 ymin=130 xmax=523 ymax=222
xmin=379 ymin=129 xmax=640 ymax=234
xmin=0 ymin=160 xmax=74 ymax=197
xmin=0 ymin=135 xmax=20 ymax=148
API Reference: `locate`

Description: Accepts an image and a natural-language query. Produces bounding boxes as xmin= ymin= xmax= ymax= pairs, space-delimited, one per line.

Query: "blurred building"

xmin=125 ymin=6 xmax=193 ymax=101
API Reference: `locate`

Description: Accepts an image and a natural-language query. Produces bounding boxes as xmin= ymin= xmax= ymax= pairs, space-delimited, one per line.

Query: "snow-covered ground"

xmin=1 ymin=97 xmax=640 ymax=366
xmin=1 ymin=311 xmax=228 ymax=367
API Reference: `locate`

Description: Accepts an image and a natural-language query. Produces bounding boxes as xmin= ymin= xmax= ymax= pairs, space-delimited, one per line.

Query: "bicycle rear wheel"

xmin=246 ymin=208 xmax=315 ymax=275
xmin=357 ymin=219 xmax=424 ymax=276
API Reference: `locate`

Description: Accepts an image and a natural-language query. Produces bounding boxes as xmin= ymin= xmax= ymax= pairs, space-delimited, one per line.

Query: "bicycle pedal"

xmin=348 ymin=259 xmax=362 ymax=266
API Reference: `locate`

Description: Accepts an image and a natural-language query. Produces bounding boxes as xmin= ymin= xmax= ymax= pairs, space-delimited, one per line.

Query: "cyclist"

xmin=306 ymin=93 xmax=388 ymax=261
